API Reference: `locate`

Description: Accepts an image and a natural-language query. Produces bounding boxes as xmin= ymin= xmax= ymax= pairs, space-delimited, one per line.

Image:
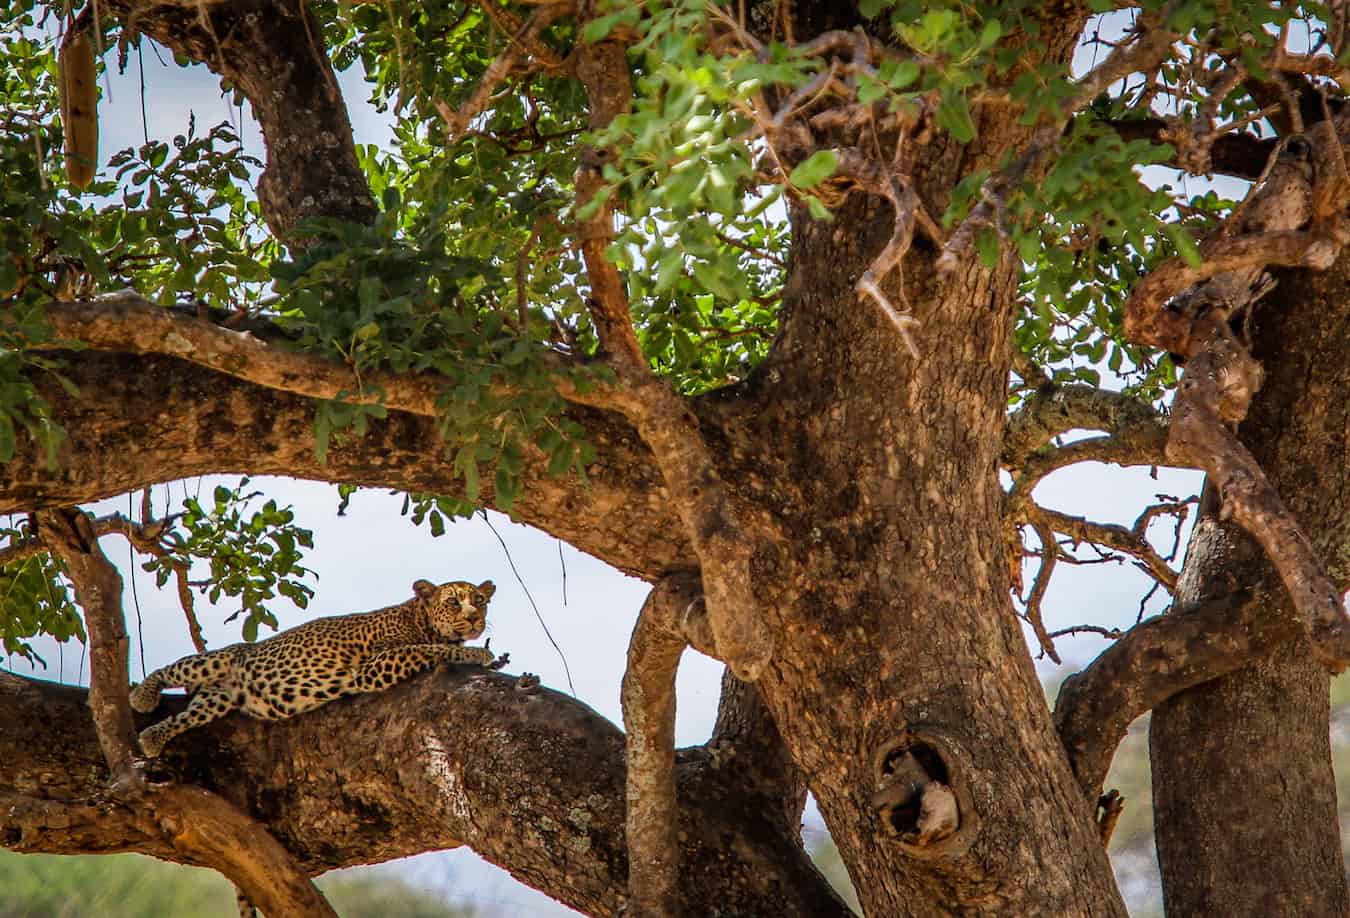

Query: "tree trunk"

xmin=1150 ymin=257 xmax=1350 ymax=916
xmin=730 ymin=191 xmax=1126 ymax=915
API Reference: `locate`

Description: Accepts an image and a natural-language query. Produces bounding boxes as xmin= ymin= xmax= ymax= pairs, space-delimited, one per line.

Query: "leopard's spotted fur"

xmin=130 ymin=579 xmax=501 ymax=757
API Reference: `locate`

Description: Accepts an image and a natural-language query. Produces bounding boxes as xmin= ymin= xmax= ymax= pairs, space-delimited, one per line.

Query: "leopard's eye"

xmin=472 ymin=592 xmax=483 ymax=604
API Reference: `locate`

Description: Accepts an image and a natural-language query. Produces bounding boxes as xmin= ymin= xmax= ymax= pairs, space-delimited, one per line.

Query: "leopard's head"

xmin=412 ymin=579 xmax=495 ymax=642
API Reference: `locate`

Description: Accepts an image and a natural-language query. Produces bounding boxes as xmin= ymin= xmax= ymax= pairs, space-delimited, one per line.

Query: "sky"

xmin=0 ymin=16 xmax=1225 ymax=915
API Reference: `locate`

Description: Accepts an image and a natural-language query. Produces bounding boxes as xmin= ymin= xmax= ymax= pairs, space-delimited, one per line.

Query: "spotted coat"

xmin=129 ymin=579 xmax=501 ymax=757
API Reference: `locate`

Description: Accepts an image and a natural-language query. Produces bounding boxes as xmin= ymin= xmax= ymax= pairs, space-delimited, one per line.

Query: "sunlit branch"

xmin=38 ymin=293 xmax=626 ymax=415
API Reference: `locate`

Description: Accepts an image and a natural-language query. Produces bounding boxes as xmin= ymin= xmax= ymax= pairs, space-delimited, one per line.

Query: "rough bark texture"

xmin=1149 ymin=254 xmax=1350 ymax=917
xmin=724 ymin=183 xmax=1124 ymax=915
xmin=6 ymin=1 xmax=1282 ymax=914
xmin=24 ymin=352 xmax=688 ymax=580
xmin=111 ymin=0 xmax=376 ymax=241
xmin=0 ymin=667 xmax=848 ymax=917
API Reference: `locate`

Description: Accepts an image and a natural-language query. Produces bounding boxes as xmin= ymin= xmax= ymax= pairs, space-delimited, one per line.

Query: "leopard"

xmin=129 ymin=578 xmax=504 ymax=758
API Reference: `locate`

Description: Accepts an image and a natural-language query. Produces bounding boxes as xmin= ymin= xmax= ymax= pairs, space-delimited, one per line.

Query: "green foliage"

xmin=0 ymin=520 xmax=83 ymax=665
xmin=141 ymin=479 xmax=315 ymax=642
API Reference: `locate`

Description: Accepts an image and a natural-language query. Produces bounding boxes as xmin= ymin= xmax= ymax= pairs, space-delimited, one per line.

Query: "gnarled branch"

xmin=1054 ymin=588 xmax=1301 ymax=798
xmin=621 ymin=574 xmax=702 ymax=917
xmin=39 ymin=294 xmax=623 ymax=415
xmin=5 ymin=351 xmax=690 ymax=581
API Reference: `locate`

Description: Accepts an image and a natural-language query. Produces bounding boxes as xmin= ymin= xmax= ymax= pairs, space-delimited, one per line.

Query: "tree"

xmin=2 ymin=0 xmax=1349 ymax=914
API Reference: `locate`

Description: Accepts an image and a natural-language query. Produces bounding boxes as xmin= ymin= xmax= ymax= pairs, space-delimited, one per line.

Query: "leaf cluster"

xmin=0 ymin=519 xmax=82 ymax=665
xmin=141 ymin=479 xmax=316 ymax=643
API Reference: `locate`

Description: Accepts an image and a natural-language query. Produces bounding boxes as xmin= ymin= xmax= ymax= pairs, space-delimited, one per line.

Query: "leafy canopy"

xmin=0 ymin=0 xmax=1310 ymax=649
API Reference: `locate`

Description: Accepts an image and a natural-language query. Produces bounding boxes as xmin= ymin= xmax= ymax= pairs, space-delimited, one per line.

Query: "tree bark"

xmin=0 ymin=665 xmax=849 ymax=917
xmin=23 ymin=352 xmax=689 ymax=580
xmin=720 ymin=185 xmax=1125 ymax=915
xmin=1149 ymin=254 xmax=1350 ymax=916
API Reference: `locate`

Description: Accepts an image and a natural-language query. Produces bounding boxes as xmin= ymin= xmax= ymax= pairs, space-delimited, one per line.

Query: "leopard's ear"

xmin=477 ymin=580 xmax=496 ymax=600
xmin=413 ymin=579 xmax=437 ymax=600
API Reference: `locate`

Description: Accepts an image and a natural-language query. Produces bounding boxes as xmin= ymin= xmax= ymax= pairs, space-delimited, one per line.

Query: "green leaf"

xmin=936 ymin=93 xmax=976 ymax=144
xmin=1164 ymin=224 xmax=1203 ymax=268
xmin=789 ymin=150 xmax=839 ymax=189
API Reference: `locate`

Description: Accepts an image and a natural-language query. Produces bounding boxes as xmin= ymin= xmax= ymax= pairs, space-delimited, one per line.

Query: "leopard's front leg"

xmin=350 ymin=644 xmax=499 ymax=692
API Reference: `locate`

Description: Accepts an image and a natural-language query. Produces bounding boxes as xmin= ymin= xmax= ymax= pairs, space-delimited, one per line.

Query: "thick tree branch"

xmin=1002 ymin=383 xmax=1167 ymax=469
xmin=39 ymin=294 xmax=623 ymax=414
xmin=1101 ymin=117 xmax=1277 ymax=180
xmin=1054 ymin=588 xmax=1301 ymax=798
xmin=34 ymin=509 xmax=140 ymax=790
xmin=1124 ymin=228 xmax=1343 ymax=355
xmin=1166 ymin=326 xmax=1350 ymax=669
xmin=573 ymin=36 xmax=773 ymax=681
xmin=621 ymin=576 xmax=694 ymax=917
xmin=0 ymin=668 xmax=850 ymax=917
xmin=5 ymin=352 xmax=690 ymax=581
xmin=108 ymin=0 xmax=375 ymax=241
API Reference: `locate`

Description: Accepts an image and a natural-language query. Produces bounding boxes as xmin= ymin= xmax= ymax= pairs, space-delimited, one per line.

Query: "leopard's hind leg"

xmin=130 ymin=650 xmax=231 ymax=712
xmin=137 ymin=686 xmax=240 ymax=757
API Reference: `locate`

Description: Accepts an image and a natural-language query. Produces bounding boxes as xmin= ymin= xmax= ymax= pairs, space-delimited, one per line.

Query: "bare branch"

xmin=1031 ymin=505 xmax=1180 ymax=591
xmin=621 ymin=575 xmax=698 ymax=917
xmin=1166 ymin=325 xmax=1350 ymax=670
xmin=1023 ymin=519 xmax=1063 ymax=663
xmin=1002 ymin=421 xmax=1172 ymax=592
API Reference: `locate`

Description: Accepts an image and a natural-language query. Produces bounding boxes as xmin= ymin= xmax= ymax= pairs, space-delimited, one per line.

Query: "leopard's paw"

xmin=137 ymin=725 xmax=166 ymax=758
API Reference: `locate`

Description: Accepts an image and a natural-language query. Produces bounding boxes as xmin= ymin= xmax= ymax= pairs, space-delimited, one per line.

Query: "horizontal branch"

xmin=5 ymin=351 xmax=690 ymax=581
xmin=1054 ymin=589 xmax=1298 ymax=798
xmin=1005 ymin=423 xmax=1172 ymax=523
xmin=1101 ymin=117 xmax=1277 ymax=180
xmin=40 ymin=294 xmax=625 ymax=414
xmin=1123 ymin=229 xmax=1342 ymax=355
xmin=1002 ymin=384 xmax=1166 ymax=470
xmin=0 ymin=667 xmax=850 ymax=917
xmin=1031 ymin=505 xmax=1179 ymax=591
